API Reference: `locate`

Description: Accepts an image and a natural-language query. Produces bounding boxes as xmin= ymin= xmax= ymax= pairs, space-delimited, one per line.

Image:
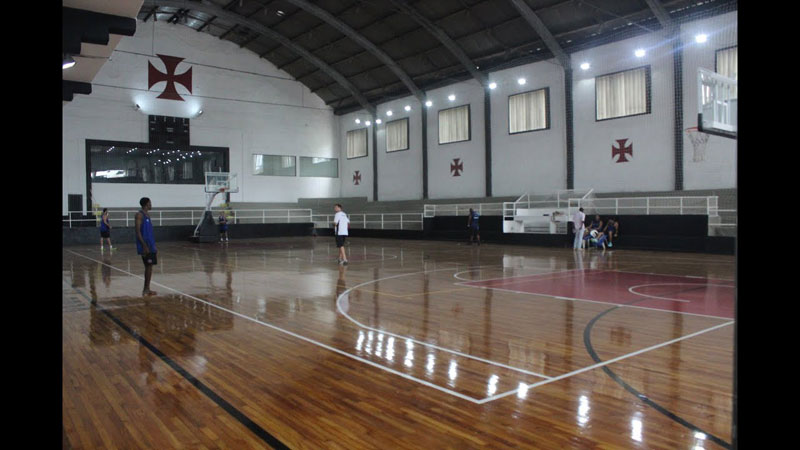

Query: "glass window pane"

xmin=88 ymin=142 xmax=228 ymax=185
xmin=438 ymin=105 xmax=470 ymax=144
xmin=595 ymin=67 xmax=649 ymax=121
xmin=346 ymin=128 xmax=368 ymax=159
xmin=386 ymin=118 xmax=409 ymax=152
xmin=509 ymin=88 xmax=548 ymax=134
xmin=299 ymin=156 xmax=338 ymax=178
xmin=252 ymin=154 xmax=296 ymax=176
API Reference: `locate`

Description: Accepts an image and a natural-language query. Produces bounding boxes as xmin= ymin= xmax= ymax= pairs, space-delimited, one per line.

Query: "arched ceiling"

xmin=137 ymin=0 xmax=737 ymax=115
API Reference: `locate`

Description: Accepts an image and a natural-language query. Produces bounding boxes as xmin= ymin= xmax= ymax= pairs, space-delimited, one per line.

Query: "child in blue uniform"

xmin=468 ymin=208 xmax=481 ymax=245
xmin=218 ymin=211 xmax=229 ymax=242
xmin=135 ymin=197 xmax=158 ymax=296
xmin=100 ymin=208 xmax=113 ymax=251
xmin=603 ymin=218 xmax=619 ymax=248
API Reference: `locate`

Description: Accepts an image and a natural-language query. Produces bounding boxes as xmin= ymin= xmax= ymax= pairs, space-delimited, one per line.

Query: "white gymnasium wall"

xmin=490 ymin=59 xmax=567 ymax=197
xmin=62 ymin=19 xmax=338 ymax=214
xmin=339 ymin=110 xmax=374 ymax=200
xmin=376 ymin=98 xmax=424 ymax=201
xmin=336 ymin=11 xmax=736 ymax=201
xmin=572 ymin=30 xmax=677 ymax=193
xmin=426 ymin=79 xmax=486 ymax=199
xmin=680 ymin=11 xmax=737 ymax=190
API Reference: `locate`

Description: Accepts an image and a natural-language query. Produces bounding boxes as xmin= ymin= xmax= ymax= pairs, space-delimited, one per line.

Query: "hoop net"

xmin=686 ymin=127 xmax=710 ymax=162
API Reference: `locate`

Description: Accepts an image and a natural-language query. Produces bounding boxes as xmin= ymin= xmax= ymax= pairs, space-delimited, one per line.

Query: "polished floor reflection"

xmin=63 ymin=237 xmax=735 ymax=449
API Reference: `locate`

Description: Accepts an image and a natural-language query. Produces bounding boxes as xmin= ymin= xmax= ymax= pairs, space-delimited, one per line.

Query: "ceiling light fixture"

xmin=488 ymin=82 xmax=497 ymax=89
xmin=62 ymin=54 xmax=76 ymax=70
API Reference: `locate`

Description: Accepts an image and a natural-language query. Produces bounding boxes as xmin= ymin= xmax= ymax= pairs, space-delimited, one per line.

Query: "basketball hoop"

xmin=686 ymin=127 xmax=710 ymax=162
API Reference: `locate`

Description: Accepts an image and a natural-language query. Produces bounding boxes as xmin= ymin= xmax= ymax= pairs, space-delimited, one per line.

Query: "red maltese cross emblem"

xmin=612 ymin=139 xmax=633 ymax=163
xmin=450 ymin=158 xmax=464 ymax=176
xmin=148 ymin=54 xmax=193 ymax=101
xmin=353 ymin=171 xmax=361 ymax=185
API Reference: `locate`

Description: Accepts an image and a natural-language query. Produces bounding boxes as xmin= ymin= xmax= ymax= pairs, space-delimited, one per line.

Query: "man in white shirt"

xmin=333 ymin=203 xmax=349 ymax=265
xmin=572 ymin=207 xmax=585 ymax=250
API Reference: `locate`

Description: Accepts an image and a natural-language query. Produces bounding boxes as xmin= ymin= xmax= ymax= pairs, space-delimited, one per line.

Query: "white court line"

xmin=476 ymin=320 xmax=735 ymax=404
xmin=610 ymin=269 xmax=734 ymax=282
xmin=336 ymin=266 xmax=553 ymax=380
xmin=455 ymin=270 xmax=609 ymax=288
xmin=452 ymin=267 xmax=583 ymax=283
xmin=627 ymin=283 xmax=735 ymax=303
xmin=459 ymin=283 xmax=734 ymax=320
xmin=66 ymin=250 xmax=485 ymax=404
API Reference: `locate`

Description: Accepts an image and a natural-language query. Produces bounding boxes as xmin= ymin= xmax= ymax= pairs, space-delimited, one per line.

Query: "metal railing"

xmin=312 ymin=213 xmax=424 ymax=231
xmin=567 ymin=196 xmax=718 ymax=217
xmin=62 ymin=208 xmax=313 ymax=228
xmin=709 ymin=208 xmax=737 ymax=227
xmin=423 ymin=203 xmax=504 ymax=218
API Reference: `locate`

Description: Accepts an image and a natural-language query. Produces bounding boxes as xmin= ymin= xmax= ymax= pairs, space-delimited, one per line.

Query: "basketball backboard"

xmin=697 ymin=68 xmax=737 ymax=139
xmin=205 ymin=172 xmax=239 ymax=193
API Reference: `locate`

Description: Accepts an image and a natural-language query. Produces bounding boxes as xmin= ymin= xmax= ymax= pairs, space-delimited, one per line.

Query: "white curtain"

xmin=439 ymin=105 xmax=470 ymax=144
xmin=386 ymin=118 xmax=409 ymax=152
xmin=716 ymin=46 xmax=737 ymax=80
xmin=182 ymin=161 xmax=193 ymax=179
xmin=596 ymin=67 xmax=648 ymax=120
xmin=716 ymin=46 xmax=737 ymax=98
xmin=253 ymin=154 xmax=264 ymax=174
xmin=509 ymin=89 xmax=547 ymax=133
xmin=347 ymin=128 xmax=368 ymax=158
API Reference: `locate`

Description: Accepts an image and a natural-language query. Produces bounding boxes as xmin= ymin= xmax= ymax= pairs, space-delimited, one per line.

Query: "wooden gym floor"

xmin=62 ymin=237 xmax=734 ymax=449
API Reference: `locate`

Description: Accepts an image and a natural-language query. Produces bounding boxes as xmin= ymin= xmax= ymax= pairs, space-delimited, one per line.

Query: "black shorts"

xmin=141 ymin=252 xmax=158 ymax=266
xmin=100 ymin=231 xmax=110 ymax=238
xmin=335 ymin=236 xmax=346 ymax=248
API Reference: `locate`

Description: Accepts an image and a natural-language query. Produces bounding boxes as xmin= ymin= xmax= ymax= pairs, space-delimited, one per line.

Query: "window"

xmin=346 ymin=128 xmax=368 ymax=159
xmin=386 ymin=118 xmax=409 ymax=152
xmin=299 ymin=156 xmax=338 ymax=178
xmin=509 ymin=88 xmax=549 ymax=134
xmin=715 ymin=46 xmax=737 ymax=80
xmin=87 ymin=140 xmax=228 ymax=185
xmin=595 ymin=66 xmax=651 ymax=121
xmin=438 ymin=104 xmax=470 ymax=144
xmin=253 ymin=154 xmax=296 ymax=176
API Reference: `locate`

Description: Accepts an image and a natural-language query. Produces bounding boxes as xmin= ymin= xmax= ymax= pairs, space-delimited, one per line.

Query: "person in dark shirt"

xmin=218 ymin=211 xmax=229 ymax=242
xmin=603 ymin=218 xmax=619 ymax=248
xmin=467 ymin=208 xmax=481 ymax=246
xmin=99 ymin=208 xmax=113 ymax=251
xmin=135 ymin=197 xmax=158 ymax=296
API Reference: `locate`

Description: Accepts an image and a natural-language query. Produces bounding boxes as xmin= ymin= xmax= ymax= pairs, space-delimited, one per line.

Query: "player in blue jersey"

xmin=99 ymin=208 xmax=113 ymax=251
xmin=218 ymin=211 xmax=229 ymax=242
xmin=467 ymin=208 xmax=481 ymax=245
xmin=603 ymin=218 xmax=619 ymax=248
xmin=135 ymin=197 xmax=158 ymax=296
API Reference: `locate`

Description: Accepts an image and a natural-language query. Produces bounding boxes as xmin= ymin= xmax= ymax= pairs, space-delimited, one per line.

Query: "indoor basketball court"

xmin=63 ymin=0 xmax=737 ymax=448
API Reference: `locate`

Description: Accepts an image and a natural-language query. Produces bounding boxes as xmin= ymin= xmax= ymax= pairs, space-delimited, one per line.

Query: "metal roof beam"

xmin=506 ymin=0 xmax=570 ymax=68
xmin=261 ymin=2 xmax=398 ymax=66
xmin=283 ymin=0 xmax=424 ymax=102
xmin=642 ymin=0 xmax=676 ymax=32
xmin=142 ymin=0 xmax=374 ymax=114
xmin=387 ymin=0 xmax=487 ymax=86
xmin=291 ymin=0 xmax=576 ymax=85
